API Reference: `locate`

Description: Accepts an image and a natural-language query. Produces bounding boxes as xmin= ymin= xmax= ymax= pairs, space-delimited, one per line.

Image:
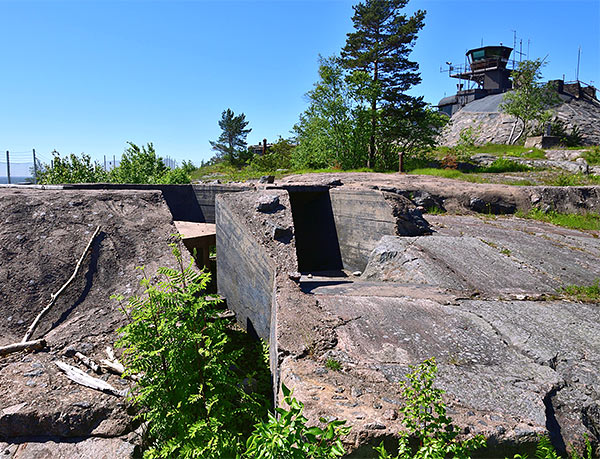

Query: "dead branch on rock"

xmin=101 ymin=346 xmax=139 ymax=381
xmin=74 ymin=352 xmax=101 ymax=374
xmin=23 ymin=226 xmax=101 ymax=343
xmin=0 ymin=339 xmax=46 ymax=357
xmin=100 ymin=358 xmax=126 ymax=375
xmin=54 ymin=361 xmax=126 ymax=397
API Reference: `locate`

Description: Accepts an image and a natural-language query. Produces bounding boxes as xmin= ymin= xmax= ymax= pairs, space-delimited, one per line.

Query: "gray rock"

xmin=255 ymin=194 xmax=280 ymax=212
xmin=258 ymin=175 xmax=275 ymax=184
xmin=364 ymin=422 xmax=386 ymax=430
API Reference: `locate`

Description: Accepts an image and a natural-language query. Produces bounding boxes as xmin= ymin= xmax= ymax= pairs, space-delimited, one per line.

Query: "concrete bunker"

xmin=214 ymin=181 xmax=600 ymax=458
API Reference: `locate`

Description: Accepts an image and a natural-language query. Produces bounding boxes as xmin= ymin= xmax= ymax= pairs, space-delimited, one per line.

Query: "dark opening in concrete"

xmin=288 ymin=189 xmax=343 ymax=273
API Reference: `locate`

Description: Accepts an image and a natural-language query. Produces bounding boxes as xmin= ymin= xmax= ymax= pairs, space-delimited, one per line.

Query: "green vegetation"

xmin=544 ymin=173 xmax=600 ymax=186
xmin=325 ymin=358 xmax=342 ymax=371
xmin=500 ymin=58 xmax=560 ymax=144
xmin=244 ymin=383 xmax=350 ymax=458
xmin=582 ymin=146 xmax=600 ymax=166
xmin=560 ymin=280 xmax=600 ymax=302
xmin=114 ymin=242 xmax=270 ymax=457
xmin=114 ymin=242 xmax=349 ymax=458
xmin=37 ymin=142 xmax=193 ymax=185
xmin=209 ymin=108 xmax=253 ymax=166
xmin=516 ymin=208 xmax=600 ymax=231
xmin=477 ymin=158 xmax=533 ymax=173
xmin=470 ymin=143 xmax=547 ymax=159
xmin=375 ymin=358 xmax=485 ymax=459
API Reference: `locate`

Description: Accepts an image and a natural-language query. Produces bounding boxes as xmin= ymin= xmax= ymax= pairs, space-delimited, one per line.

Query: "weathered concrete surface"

xmin=281 ymin=172 xmax=600 ymax=215
xmin=216 ymin=190 xmax=296 ymax=341
xmin=214 ymin=182 xmax=600 ymax=457
xmin=0 ymin=189 xmax=188 ymax=456
xmin=64 ymin=183 xmax=252 ymax=223
xmin=329 ymin=188 xmax=430 ymax=272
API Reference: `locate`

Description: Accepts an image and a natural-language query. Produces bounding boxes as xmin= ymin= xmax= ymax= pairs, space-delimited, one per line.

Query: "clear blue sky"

xmin=1 ymin=0 xmax=598 ymax=167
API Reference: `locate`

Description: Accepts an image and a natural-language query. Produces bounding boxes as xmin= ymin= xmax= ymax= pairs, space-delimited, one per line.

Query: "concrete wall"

xmin=66 ymin=183 xmax=250 ymax=223
xmin=215 ymin=195 xmax=276 ymax=341
xmin=329 ymin=188 xmax=399 ymax=273
xmin=192 ymin=184 xmax=252 ymax=223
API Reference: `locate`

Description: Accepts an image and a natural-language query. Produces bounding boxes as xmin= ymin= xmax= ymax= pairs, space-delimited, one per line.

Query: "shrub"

xmin=37 ymin=151 xmax=108 ymax=184
xmin=375 ymin=358 xmax=485 ymax=459
xmin=244 ymin=383 xmax=350 ymax=458
xmin=114 ymin=241 xmax=268 ymax=458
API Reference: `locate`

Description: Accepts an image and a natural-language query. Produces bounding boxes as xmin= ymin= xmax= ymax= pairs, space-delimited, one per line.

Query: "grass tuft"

xmin=560 ymin=280 xmax=600 ymax=302
xmin=516 ymin=208 xmax=600 ymax=231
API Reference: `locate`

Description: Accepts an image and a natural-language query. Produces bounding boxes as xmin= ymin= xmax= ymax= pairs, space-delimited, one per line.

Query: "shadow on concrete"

xmin=288 ymin=190 xmax=343 ymax=272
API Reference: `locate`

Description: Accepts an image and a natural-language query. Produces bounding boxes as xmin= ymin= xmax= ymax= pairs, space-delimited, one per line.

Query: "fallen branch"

xmin=0 ymin=339 xmax=46 ymax=357
xmin=100 ymin=358 xmax=125 ymax=375
xmin=75 ymin=352 xmax=101 ymax=374
xmin=102 ymin=346 xmax=139 ymax=381
xmin=23 ymin=226 xmax=101 ymax=343
xmin=54 ymin=361 xmax=126 ymax=397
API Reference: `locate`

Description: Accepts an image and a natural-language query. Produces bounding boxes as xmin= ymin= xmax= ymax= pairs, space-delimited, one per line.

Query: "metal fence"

xmin=0 ymin=149 xmax=52 ymax=184
xmin=0 ymin=150 xmax=180 ymax=184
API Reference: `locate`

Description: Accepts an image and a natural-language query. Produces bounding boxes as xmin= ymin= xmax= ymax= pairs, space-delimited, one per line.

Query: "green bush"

xmin=37 ymin=151 xmax=108 ymax=184
xmin=375 ymin=358 xmax=485 ymax=459
xmin=114 ymin=242 xmax=268 ymax=458
xmin=244 ymin=383 xmax=350 ymax=458
xmin=37 ymin=143 xmax=191 ymax=185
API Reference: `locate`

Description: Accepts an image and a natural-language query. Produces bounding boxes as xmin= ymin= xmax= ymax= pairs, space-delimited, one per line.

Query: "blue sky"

xmin=1 ymin=0 xmax=598 ymax=167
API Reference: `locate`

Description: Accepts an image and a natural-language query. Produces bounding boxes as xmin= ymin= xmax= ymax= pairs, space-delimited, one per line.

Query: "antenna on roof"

xmin=576 ymin=46 xmax=581 ymax=82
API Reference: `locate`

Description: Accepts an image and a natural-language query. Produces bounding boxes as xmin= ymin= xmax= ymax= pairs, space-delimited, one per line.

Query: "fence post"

xmin=33 ymin=149 xmax=38 ymax=184
xmin=5 ymin=151 xmax=10 ymax=184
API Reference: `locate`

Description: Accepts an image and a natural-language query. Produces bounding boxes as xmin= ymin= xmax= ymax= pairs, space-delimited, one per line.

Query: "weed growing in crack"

xmin=325 ymin=358 xmax=342 ymax=371
xmin=559 ymin=280 xmax=600 ymax=302
xmin=375 ymin=358 xmax=486 ymax=459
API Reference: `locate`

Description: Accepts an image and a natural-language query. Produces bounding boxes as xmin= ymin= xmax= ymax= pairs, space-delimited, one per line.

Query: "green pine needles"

xmin=114 ymin=241 xmax=269 ymax=458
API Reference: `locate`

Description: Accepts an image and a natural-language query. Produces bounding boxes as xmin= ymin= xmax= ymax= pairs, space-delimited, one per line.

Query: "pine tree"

xmin=341 ymin=0 xmax=425 ymax=168
xmin=209 ymin=109 xmax=252 ymax=165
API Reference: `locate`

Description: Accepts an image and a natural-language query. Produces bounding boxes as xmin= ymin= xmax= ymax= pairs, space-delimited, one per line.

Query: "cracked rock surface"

xmin=279 ymin=213 xmax=599 ymax=457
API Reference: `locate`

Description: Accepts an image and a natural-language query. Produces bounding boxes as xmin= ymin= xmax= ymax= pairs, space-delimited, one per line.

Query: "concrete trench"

xmin=213 ymin=181 xmax=600 ymax=458
xmin=1 ymin=178 xmax=599 ymax=457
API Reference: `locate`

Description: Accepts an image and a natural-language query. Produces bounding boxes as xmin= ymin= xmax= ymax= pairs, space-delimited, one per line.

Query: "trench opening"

xmin=288 ymin=189 xmax=343 ymax=273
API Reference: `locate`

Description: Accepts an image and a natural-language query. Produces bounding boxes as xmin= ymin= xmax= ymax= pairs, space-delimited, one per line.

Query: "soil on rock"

xmin=0 ymin=189 xmax=183 ymax=454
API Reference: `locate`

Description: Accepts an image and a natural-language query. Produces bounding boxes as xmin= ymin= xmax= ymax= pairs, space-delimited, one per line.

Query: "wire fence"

xmin=0 ymin=150 xmax=180 ymax=184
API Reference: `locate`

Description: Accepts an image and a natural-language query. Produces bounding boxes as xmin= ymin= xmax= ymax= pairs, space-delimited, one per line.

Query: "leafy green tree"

xmin=249 ymin=137 xmax=295 ymax=171
xmin=38 ymin=151 xmax=108 ymax=184
xmin=341 ymin=0 xmax=426 ymax=167
xmin=110 ymin=142 xmax=168 ymax=184
xmin=292 ymin=56 xmax=373 ymax=170
xmin=379 ymin=100 xmax=448 ymax=171
xmin=209 ymin=109 xmax=252 ymax=166
xmin=500 ymin=58 xmax=560 ymax=144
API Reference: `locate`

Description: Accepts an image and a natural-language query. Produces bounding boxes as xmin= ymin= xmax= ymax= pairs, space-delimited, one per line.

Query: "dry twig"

xmin=0 ymin=339 xmax=46 ymax=357
xmin=22 ymin=226 xmax=101 ymax=342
